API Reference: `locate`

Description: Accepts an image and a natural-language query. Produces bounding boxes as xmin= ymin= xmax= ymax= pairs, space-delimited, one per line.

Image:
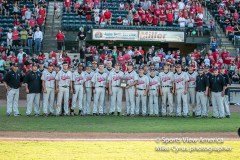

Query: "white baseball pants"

xmin=6 ymin=88 xmax=20 ymax=115
xmin=56 ymin=87 xmax=70 ymax=115
xmin=71 ymin=85 xmax=84 ymax=110
xmin=42 ymin=87 xmax=55 ymax=114
xmin=125 ymin=87 xmax=135 ymax=115
xmin=211 ymin=92 xmax=224 ymax=118
xmin=148 ymin=89 xmax=159 ymax=115
xmin=161 ymin=87 xmax=173 ymax=116
xmin=110 ymin=87 xmax=123 ymax=113
xmin=93 ymin=87 xmax=105 ymax=114
xmin=176 ymin=88 xmax=189 ymax=116
xmin=195 ymin=92 xmax=207 ymax=116
xmin=26 ymin=93 xmax=40 ymax=115
xmin=83 ymin=87 xmax=92 ymax=115
xmin=135 ymin=89 xmax=147 ymax=115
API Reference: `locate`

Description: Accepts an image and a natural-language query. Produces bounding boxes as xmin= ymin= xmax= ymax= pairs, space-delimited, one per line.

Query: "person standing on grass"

xmin=55 ymin=62 xmax=73 ymax=116
xmin=108 ymin=62 xmax=124 ymax=116
xmin=209 ymin=67 xmax=226 ymax=119
xmin=220 ymin=67 xmax=231 ymax=118
xmin=3 ymin=63 xmax=23 ymax=117
xmin=41 ymin=63 xmax=56 ymax=116
xmin=24 ymin=62 xmax=42 ymax=116
xmin=71 ymin=63 xmax=85 ymax=116
xmin=195 ymin=66 xmax=209 ymax=118
xmin=56 ymin=30 xmax=65 ymax=51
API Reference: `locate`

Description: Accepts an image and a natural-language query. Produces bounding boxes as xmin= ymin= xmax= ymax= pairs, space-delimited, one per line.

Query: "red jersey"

xmin=29 ymin=19 xmax=36 ymax=28
xmin=56 ymin=33 xmax=65 ymax=41
xmin=39 ymin=8 xmax=46 ymax=18
xmin=12 ymin=30 xmax=19 ymax=40
xmin=166 ymin=13 xmax=173 ymax=22
xmin=64 ymin=0 xmax=71 ymax=7
xmin=104 ymin=11 xmax=112 ymax=19
xmin=21 ymin=7 xmax=28 ymax=16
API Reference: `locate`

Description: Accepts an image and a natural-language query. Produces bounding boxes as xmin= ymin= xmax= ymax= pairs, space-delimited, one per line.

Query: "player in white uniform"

xmin=83 ymin=63 xmax=94 ymax=115
xmin=135 ymin=65 xmax=149 ymax=116
xmin=148 ymin=69 xmax=160 ymax=116
xmin=41 ymin=63 xmax=56 ymax=116
xmin=174 ymin=64 xmax=189 ymax=117
xmin=187 ymin=65 xmax=198 ymax=116
xmin=55 ymin=62 xmax=73 ymax=116
xmin=108 ymin=63 xmax=124 ymax=115
xmin=91 ymin=63 xmax=108 ymax=115
xmin=104 ymin=61 xmax=114 ymax=114
xmin=71 ymin=63 xmax=85 ymax=115
xmin=159 ymin=63 xmax=174 ymax=116
xmin=125 ymin=62 xmax=138 ymax=116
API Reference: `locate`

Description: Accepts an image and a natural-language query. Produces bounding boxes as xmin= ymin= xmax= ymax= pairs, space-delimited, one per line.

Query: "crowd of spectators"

xmin=64 ymin=0 xmax=207 ymax=36
xmin=207 ymin=0 xmax=240 ymax=44
xmin=0 ymin=0 xmax=47 ymax=56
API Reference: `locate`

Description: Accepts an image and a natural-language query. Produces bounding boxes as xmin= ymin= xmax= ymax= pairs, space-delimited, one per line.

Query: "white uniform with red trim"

xmin=91 ymin=71 xmax=108 ymax=114
xmin=187 ymin=71 xmax=198 ymax=113
xmin=159 ymin=71 xmax=174 ymax=116
xmin=83 ymin=71 xmax=94 ymax=115
xmin=55 ymin=70 xmax=72 ymax=115
xmin=108 ymin=70 xmax=124 ymax=113
xmin=71 ymin=71 xmax=85 ymax=112
xmin=125 ymin=70 xmax=138 ymax=115
xmin=174 ymin=72 xmax=189 ymax=116
xmin=148 ymin=75 xmax=160 ymax=115
xmin=41 ymin=70 xmax=56 ymax=115
xmin=136 ymin=75 xmax=149 ymax=115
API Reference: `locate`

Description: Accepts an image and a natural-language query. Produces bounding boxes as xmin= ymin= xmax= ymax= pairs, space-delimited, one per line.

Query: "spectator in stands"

xmin=27 ymin=29 xmax=33 ymax=52
xmin=127 ymin=10 xmax=133 ymax=25
xmin=13 ymin=3 xmax=20 ymax=19
xmin=195 ymin=15 xmax=203 ymax=36
xmin=178 ymin=15 xmax=186 ymax=28
xmin=25 ymin=8 xmax=32 ymax=20
xmin=12 ymin=27 xmax=19 ymax=47
xmin=34 ymin=27 xmax=43 ymax=54
xmin=187 ymin=16 xmax=195 ymax=36
xmin=20 ymin=28 xmax=28 ymax=47
xmin=123 ymin=16 xmax=130 ymax=25
xmin=210 ymin=37 xmax=218 ymax=52
xmin=76 ymin=27 xmax=86 ymax=51
xmin=0 ymin=56 xmax=6 ymax=76
xmin=104 ymin=9 xmax=112 ymax=25
xmin=7 ymin=29 xmax=13 ymax=47
xmin=36 ymin=15 xmax=45 ymax=29
xmin=117 ymin=16 xmax=123 ymax=25
xmin=166 ymin=10 xmax=174 ymax=26
xmin=28 ymin=16 xmax=36 ymax=29
xmin=2 ymin=0 xmax=10 ymax=16
xmin=133 ymin=11 xmax=140 ymax=26
xmin=159 ymin=10 xmax=166 ymax=26
xmin=17 ymin=48 xmax=26 ymax=67
xmin=56 ymin=30 xmax=65 ymax=51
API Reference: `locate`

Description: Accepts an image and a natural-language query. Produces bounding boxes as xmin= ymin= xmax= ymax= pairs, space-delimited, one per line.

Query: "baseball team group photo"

xmin=0 ymin=0 xmax=239 ymax=159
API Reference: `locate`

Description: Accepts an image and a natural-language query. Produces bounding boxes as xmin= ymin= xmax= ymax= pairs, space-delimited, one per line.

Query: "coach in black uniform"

xmin=195 ymin=66 xmax=209 ymax=117
xmin=204 ymin=65 xmax=212 ymax=112
xmin=220 ymin=67 xmax=231 ymax=118
xmin=209 ymin=67 xmax=226 ymax=118
xmin=24 ymin=62 xmax=42 ymax=116
xmin=3 ymin=63 xmax=23 ymax=116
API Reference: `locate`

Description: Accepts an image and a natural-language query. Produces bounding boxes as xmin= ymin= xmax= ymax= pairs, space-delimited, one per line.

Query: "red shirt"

xmin=63 ymin=56 xmax=71 ymax=65
xmin=29 ymin=19 xmax=36 ymax=28
xmin=12 ymin=30 xmax=19 ymax=40
xmin=39 ymin=8 xmax=46 ymax=18
xmin=159 ymin=12 xmax=166 ymax=21
xmin=8 ymin=55 xmax=17 ymax=63
xmin=117 ymin=17 xmax=123 ymax=24
xmin=146 ymin=16 xmax=153 ymax=24
xmin=166 ymin=13 xmax=173 ymax=22
xmin=38 ymin=54 xmax=45 ymax=61
xmin=13 ymin=20 xmax=21 ymax=26
xmin=37 ymin=17 xmax=44 ymax=26
xmin=152 ymin=17 xmax=159 ymax=25
xmin=141 ymin=13 xmax=146 ymax=22
xmin=64 ymin=0 xmax=71 ymax=7
xmin=21 ymin=7 xmax=28 ymax=16
xmin=195 ymin=18 xmax=203 ymax=27
xmin=56 ymin=33 xmax=65 ymax=41
xmin=104 ymin=11 xmax=112 ymax=19
xmin=154 ymin=9 xmax=161 ymax=16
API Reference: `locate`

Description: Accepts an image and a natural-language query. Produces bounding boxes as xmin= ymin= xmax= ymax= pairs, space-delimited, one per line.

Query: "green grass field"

xmin=0 ymin=107 xmax=239 ymax=133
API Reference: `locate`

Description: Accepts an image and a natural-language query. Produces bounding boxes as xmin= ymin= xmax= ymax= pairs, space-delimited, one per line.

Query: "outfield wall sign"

xmin=92 ymin=29 xmax=138 ymax=41
xmin=92 ymin=29 xmax=185 ymax=42
xmin=139 ymin=30 xmax=185 ymax=42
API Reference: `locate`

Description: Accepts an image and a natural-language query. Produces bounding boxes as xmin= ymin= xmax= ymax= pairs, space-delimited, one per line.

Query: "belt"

xmin=11 ymin=87 xmax=19 ymax=89
xmin=137 ymin=88 xmax=145 ymax=90
xmin=197 ymin=91 xmax=205 ymax=92
xmin=162 ymin=86 xmax=171 ymax=87
xmin=150 ymin=89 xmax=157 ymax=90
xmin=75 ymin=84 xmax=83 ymax=86
xmin=113 ymin=86 xmax=120 ymax=87
xmin=211 ymin=91 xmax=222 ymax=93
xmin=85 ymin=87 xmax=92 ymax=88
xmin=61 ymin=86 xmax=69 ymax=88
xmin=97 ymin=86 xmax=104 ymax=88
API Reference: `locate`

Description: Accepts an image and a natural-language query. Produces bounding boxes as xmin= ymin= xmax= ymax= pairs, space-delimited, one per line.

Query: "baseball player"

xmin=220 ymin=67 xmax=231 ymax=118
xmin=91 ymin=63 xmax=108 ymax=115
xmin=148 ymin=68 xmax=160 ymax=116
xmin=174 ymin=64 xmax=189 ymax=117
xmin=195 ymin=66 xmax=209 ymax=117
xmin=159 ymin=63 xmax=174 ymax=116
xmin=104 ymin=61 xmax=114 ymax=114
xmin=135 ymin=65 xmax=149 ymax=116
xmin=108 ymin=62 xmax=124 ymax=115
xmin=71 ymin=63 xmax=85 ymax=115
xmin=187 ymin=65 xmax=198 ymax=116
xmin=204 ymin=66 xmax=212 ymax=113
xmin=3 ymin=63 xmax=23 ymax=116
xmin=55 ymin=62 xmax=73 ymax=116
xmin=83 ymin=63 xmax=94 ymax=115
xmin=24 ymin=62 xmax=42 ymax=116
xmin=41 ymin=62 xmax=56 ymax=116
xmin=125 ymin=62 xmax=138 ymax=116
xmin=209 ymin=67 xmax=226 ymax=118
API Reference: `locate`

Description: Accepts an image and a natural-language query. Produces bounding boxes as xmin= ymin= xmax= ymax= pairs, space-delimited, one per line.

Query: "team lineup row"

xmin=3 ymin=61 xmax=230 ymax=118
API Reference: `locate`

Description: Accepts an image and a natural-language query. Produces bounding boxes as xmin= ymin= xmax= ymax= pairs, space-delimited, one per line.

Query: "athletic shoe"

xmin=117 ymin=112 xmax=120 ymax=116
xmin=6 ymin=113 xmax=10 ymax=117
xmin=14 ymin=114 xmax=21 ymax=117
xmin=226 ymin=115 xmax=230 ymax=118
